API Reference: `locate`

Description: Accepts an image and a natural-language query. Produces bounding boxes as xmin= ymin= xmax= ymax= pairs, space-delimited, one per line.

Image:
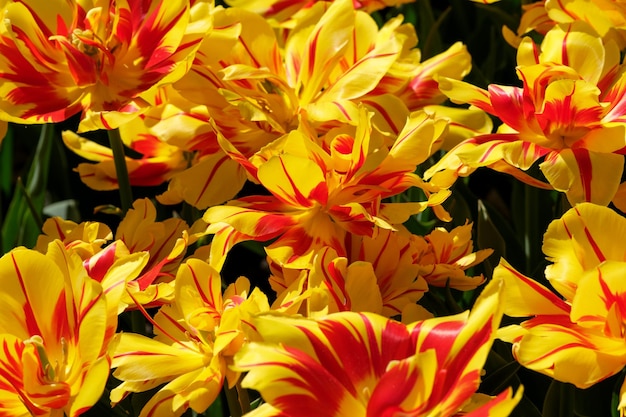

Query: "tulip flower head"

xmin=234 ymin=278 xmax=522 ymax=416
xmin=497 ymin=203 xmax=626 ymax=416
xmin=0 ymin=241 xmax=140 ymax=416
xmin=0 ymin=0 xmax=212 ymax=130
xmin=426 ymin=22 xmax=626 ymax=207
xmin=111 ymin=258 xmax=270 ymax=417
xmin=203 ymin=108 xmax=449 ymax=270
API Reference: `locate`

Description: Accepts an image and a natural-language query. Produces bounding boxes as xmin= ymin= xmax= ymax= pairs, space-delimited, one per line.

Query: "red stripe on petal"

xmin=306 ymin=29 xmax=322 ymax=84
xmin=502 ymin=261 xmax=571 ymax=313
xmin=573 ymin=207 xmax=606 ymax=263
xmin=572 ymin=148 xmax=593 ymax=202
xmin=332 ymin=101 xmax=352 ymax=121
xmin=362 ymin=99 xmax=400 ymax=135
xmin=11 ymin=254 xmax=41 ymax=337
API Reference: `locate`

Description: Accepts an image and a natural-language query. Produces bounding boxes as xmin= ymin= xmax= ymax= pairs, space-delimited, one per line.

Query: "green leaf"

xmin=542 ymin=380 xmax=575 ymax=417
xmin=480 ymin=344 xmax=542 ymax=417
xmin=443 ymin=280 xmax=464 ymax=314
xmin=510 ymin=170 xmax=556 ymax=278
xmin=0 ymin=126 xmax=13 ymax=196
xmin=481 ymin=359 xmax=521 ymax=395
xmin=476 ymin=199 xmax=507 ymax=278
xmin=201 ymin=391 xmax=227 ymax=417
xmin=574 ymin=375 xmax=620 ymax=417
xmin=1 ymin=124 xmax=55 ymax=252
xmin=42 ymin=199 xmax=81 ymax=222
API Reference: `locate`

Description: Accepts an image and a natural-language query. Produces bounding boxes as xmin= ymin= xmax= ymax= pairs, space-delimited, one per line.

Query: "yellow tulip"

xmin=0 ymin=0 xmax=212 ymax=130
xmin=111 ymin=258 xmax=270 ymax=416
xmin=203 ymin=108 xmax=449 ymax=270
xmin=425 ymin=22 xmax=626 ymax=207
xmin=417 ymin=222 xmax=493 ymax=291
xmin=497 ymin=203 xmax=626 ymax=416
xmin=234 ymin=278 xmax=521 ymax=416
xmin=0 ymin=240 xmax=138 ymax=416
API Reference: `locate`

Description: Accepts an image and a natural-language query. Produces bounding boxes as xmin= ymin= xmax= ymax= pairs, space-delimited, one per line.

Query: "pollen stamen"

xmin=24 ymin=335 xmax=56 ymax=381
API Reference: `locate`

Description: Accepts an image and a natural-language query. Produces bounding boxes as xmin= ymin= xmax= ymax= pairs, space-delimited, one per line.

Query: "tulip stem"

xmin=237 ymin=381 xmax=250 ymax=414
xmin=17 ymin=177 xmax=43 ymax=230
xmin=224 ymin=380 xmax=250 ymax=417
xmin=523 ymin=184 xmax=541 ymax=275
xmin=107 ymin=128 xmax=133 ymax=213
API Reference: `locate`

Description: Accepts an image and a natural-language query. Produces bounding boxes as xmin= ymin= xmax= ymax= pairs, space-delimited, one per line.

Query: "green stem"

xmin=1 ymin=123 xmax=55 ymax=251
xmin=17 ymin=178 xmax=43 ymax=229
xmin=130 ymin=310 xmax=146 ymax=335
xmin=236 ymin=381 xmax=250 ymax=415
xmin=422 ymin=6 xmax=451 ymax=59
xmin=107 ymin=128 xmax=133 ymax=213
xmin=524 ymin=184 xmax=541 ymax=275
xmin=224 ymin=382 xmax=246 ymax=417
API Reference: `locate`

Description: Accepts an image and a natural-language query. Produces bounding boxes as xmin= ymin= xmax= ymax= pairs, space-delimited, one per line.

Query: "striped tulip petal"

xmin=291 ymin=0 xmax=353 ymax=105
xmin=410 ymin=278 xmax=505 ymax=414
xmin=464 ymin=387 xmax=524 ymax=417
xmin=112 ymin=333 xmax=208 ymax=384
xmin=571 ymin=261 xmax=626 ymax=335
xmin=63 ymin=130 xmax=187 ymax=190
xmin=437 ymin=77 xmax=494 ymax=114
xmin=538 ymin=22 xmax=606 ymax=84
xmin=175 ymin=259 xmax=223 ymax=332
xmin=0 ymin=243 xmax=110 ymax=416
xmin=257 ymin=154 xmax=328 ymax=208
xmin=159 ymin=152 xmax=246 ymax=209
xmin=503 ymin=318 xmax=626 ymax=388
xmin=542 ymin=202 xmax=626 ymax=300
xmin=497 ymin=204 xmax=626 ymax=403
xmin=540 ymin=148 xmax=624 ymax=206
xmin=235 ymin=312 xmax=415 ymax=417
xmin=405 ymin=42 xmax=472 ymax=110
xmin=235 ymin=278 xmax=516 ymax=416
xmin=493 ymin=259 xmax=571 ymax=317
xmin=0 ymin=0 xmax=211 ymax=128
xmin=319 ymin=23 xmax=402 ymax=103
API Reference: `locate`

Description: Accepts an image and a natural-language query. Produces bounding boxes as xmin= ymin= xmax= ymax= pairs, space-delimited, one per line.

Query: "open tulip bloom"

xmin=233 ymin=278 xmax=522 ymax=417
xmin=495 ymin=203 xmax=626 ymax=416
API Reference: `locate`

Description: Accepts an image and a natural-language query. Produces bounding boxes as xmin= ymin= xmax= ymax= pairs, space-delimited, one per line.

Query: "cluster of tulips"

xmin=2 ymin=0 xmax=626 ymax=416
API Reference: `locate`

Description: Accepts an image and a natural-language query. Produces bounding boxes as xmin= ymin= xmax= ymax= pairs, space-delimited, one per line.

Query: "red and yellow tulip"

xmin=203 ymin=108 xmax=449 ymax=270
xmin=35 ymin=199 xmax=197 ymax=309
xmin=0 ymin=0 xmax=211 ymax=130
xmin=0 ymin=240 xmax=144 ymax=416
xmin=234 ymin=278 xmax=521 ymax=416
xmin=62 ymin=122 xmax=187 ymax=191
xmin=496 ymin=203 xmax=626 ymax=415
xmin=425 ymin=22 xmax=626 ymax=207
xmin=224 ymin=0 xmax=416 ymax=23
xmin=35 ymin=217 xmax=113 ymax=259
xmin=544 ymin=0 xmax=626 ymax=48
xmin=269 ymin=230 xmax=429 ymax=319
xmin=417 ymin=222 xmax=493 ymax=291
xmin=486 ymin=0 xmax=626 ymax=50
xmin=111 ymin=258 xmax=269 ymax=417
xmin=178 ymin=0 xmax=474 ymax=139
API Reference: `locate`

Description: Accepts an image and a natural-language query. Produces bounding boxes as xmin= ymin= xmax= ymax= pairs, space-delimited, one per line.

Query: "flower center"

xmin=24 ymin=335 xmax=68 ymax=382
xmin=71 ymin=28 xmax=100 ymax=56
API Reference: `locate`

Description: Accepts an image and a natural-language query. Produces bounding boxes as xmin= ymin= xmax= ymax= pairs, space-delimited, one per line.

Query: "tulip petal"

xmin=494 ymin=258 xmax=571 ymax=317
xmin=540 ymin=148 xmax=624 ymax=205
xmin=543 ymin=202 xmax=626 ymax=300
xmin=113 ymin=333 xmax=206 ymax=382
